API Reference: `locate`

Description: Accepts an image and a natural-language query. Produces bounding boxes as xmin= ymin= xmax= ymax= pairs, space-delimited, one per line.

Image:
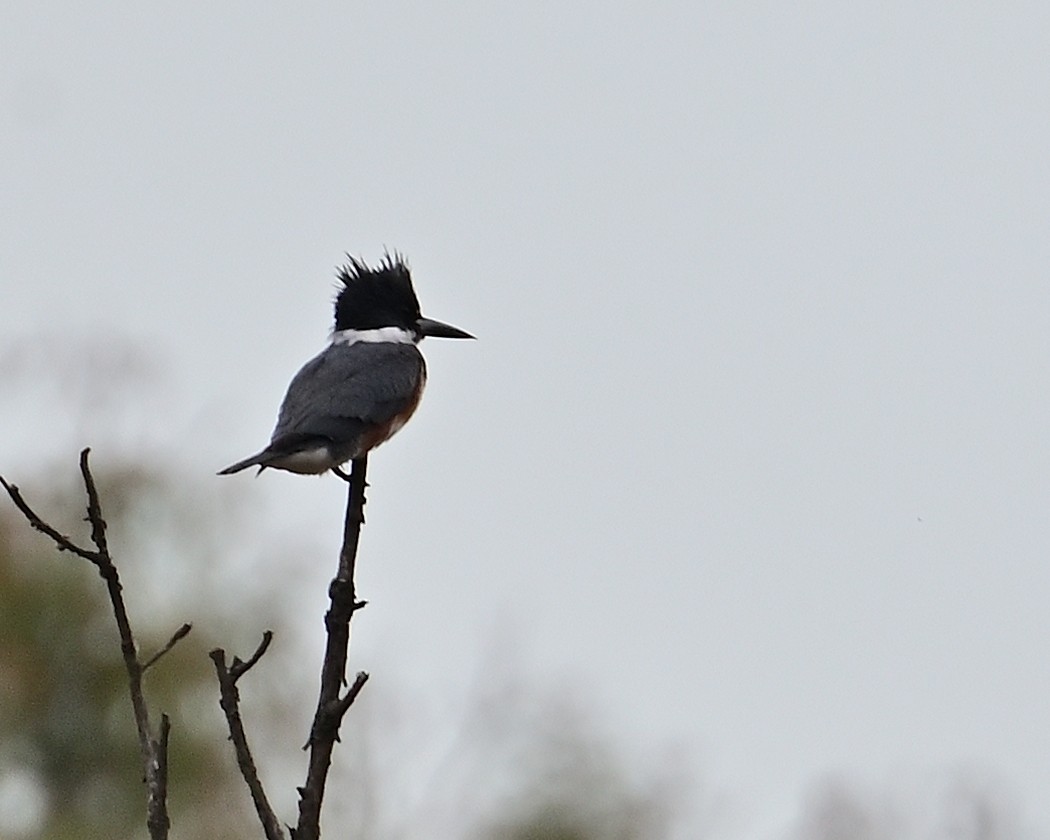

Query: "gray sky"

xmin=3 ymin=2 xmax=1049 ymax=836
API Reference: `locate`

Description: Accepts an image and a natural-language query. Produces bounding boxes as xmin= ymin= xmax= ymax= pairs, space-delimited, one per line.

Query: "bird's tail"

xmin=217 ymin=450 xmax=270 ymax=476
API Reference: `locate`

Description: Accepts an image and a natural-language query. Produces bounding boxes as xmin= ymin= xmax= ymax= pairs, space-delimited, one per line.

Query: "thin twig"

xmin=331 ymin=671 xmax=370 ymax=721
xmin=79 ymin=448 xmax=110 ymax=556
xmin=0 ymin=475 xmax=101 ymax=564
xmin=293 ymin=456 xmax=371 ymax=840
xmin=143 ymin=623 xmax=193 ymax=672
xmin=231 ymin=629 xmax=274 ymax=679
xmin=210 ymin=633 xmax=284 ymax=840
xmin=158 ymin=714 xmax=171 ymax=808
xmin=0 ymin=448 xmax=173 ymax=840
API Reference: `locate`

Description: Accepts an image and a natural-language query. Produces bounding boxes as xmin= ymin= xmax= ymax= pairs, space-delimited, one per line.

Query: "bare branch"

xmin=0 ymin=474 xmax=101 ymax=564
xmin=79 ymin=447 xmax=110 ymax=555
xmin=143 ymin=623 xmax=194 ymax=672
xmin=231 ymin=629 xmax=274 ymax=680
xmin=293 ymin=455 xmax=370 ymax=840
xmin=1 ymin=449 xmax=174 ymax=840
xmin=212 ymin=456 xmax=372 ymax=838
xmin=158 ymin=714 xmax=171 ymax=807
xmin=210 ymin=637 xmax=285 ymax=840
xmin=332 ymin=671 xmax=370 ymax=722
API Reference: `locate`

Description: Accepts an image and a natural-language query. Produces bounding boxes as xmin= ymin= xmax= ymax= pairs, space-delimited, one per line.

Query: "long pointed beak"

xmin=417 ymin=316 xmax=475 ymax=340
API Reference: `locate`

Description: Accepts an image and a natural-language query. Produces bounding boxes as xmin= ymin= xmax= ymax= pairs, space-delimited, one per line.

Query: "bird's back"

xmin=271 ymin=341 xmax=426 ymax=460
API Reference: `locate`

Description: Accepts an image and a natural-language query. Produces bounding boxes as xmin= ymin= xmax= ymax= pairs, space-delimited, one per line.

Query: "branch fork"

xmin=3 ymin=449 xmax=375 ymax=840
xmin=211 ymin=456 xmax=373 ymax=840
xmin=1 ymin=448 xmax=189 ymax=840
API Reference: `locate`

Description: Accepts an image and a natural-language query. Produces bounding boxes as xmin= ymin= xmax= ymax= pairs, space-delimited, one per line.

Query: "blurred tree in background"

xmin=0 ymin=455 xmax=692 ymax=840
xmin=0 ymin=461 xmax=262 ymax=839
xmin=0 ymin=340 xmax=1028 ymax=840
xmin=789 ymin=775 xmax=1021 ymax=840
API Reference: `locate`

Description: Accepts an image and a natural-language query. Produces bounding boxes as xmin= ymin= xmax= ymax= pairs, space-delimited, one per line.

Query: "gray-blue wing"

xmin=268 ymin=342 xmax=424 ymax=456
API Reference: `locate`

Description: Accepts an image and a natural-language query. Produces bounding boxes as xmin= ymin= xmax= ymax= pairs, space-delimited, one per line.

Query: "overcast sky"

xmin=3 ymin=2 xmax=1049 ymax=837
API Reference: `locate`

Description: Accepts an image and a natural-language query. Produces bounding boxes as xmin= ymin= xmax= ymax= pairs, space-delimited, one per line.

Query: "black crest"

xmin=334 ymin=253 xmax=422 ymax=332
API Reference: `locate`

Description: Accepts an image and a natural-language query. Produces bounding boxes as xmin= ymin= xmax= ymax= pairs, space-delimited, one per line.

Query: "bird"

xmin=218 ymin=253 xmax=473 ymax=479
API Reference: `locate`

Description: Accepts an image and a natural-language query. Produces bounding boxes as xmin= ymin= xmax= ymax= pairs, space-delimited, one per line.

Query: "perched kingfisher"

xmin=218 ymin=253 xmax=473 ymax=478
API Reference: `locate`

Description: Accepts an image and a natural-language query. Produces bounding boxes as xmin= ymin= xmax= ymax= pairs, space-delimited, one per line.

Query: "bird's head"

xmin=334 ymin=253 xmax=474 ymax=341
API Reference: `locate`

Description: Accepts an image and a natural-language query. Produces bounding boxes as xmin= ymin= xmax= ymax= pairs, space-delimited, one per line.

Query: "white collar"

xmin=330 ymin=326 xmax=417 ymax=347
